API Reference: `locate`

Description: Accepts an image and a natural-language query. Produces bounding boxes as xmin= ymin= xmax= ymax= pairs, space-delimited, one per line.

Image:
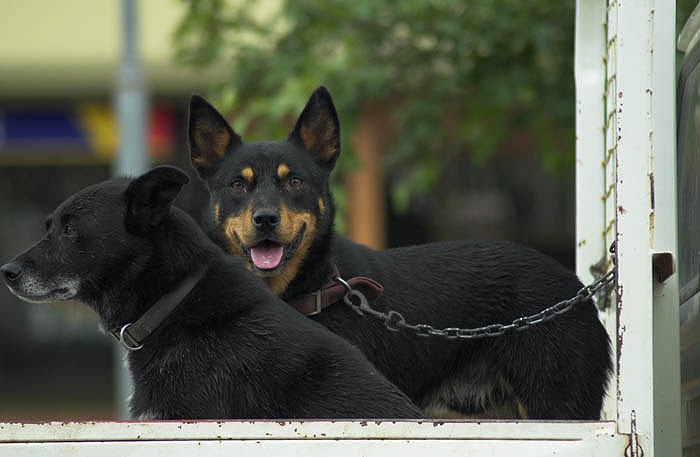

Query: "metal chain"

xmin=335 ymin=268 xmax=616 ymax=340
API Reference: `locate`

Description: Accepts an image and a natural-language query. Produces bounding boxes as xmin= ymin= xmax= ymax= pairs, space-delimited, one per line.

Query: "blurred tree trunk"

xmin=346 ymin=104 xmax=393 ymax=250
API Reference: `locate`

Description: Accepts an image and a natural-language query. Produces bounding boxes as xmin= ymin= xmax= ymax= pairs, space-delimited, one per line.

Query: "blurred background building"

xmin=0 ymin=0 xmax=212 ymax=419
xmin=1 ymin=0 xmax=693 ymax=420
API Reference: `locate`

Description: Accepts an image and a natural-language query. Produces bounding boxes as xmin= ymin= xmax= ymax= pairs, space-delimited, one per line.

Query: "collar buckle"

xmin=307 ymin=290 xmax=323 ymax=316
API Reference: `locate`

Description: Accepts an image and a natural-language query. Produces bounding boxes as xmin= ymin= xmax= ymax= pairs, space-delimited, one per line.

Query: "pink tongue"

xmin=250 ymin=243 xmax=284 ymax=269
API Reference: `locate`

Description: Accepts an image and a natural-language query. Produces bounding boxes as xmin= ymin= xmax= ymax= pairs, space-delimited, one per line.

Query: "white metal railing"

xmin=0 ymin=421 xmax=625 ymax=456
xmin=613 ymin=2 xmax=681 ymax=457
xmin=576 ymin=0 xmax=681 ymax=456
xmin=576 ymin=0 xmax=681 ymax=455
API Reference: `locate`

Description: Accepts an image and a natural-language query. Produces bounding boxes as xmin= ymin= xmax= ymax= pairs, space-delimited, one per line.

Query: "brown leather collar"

xmin=287 ymin=264 xmax=383 ymax=316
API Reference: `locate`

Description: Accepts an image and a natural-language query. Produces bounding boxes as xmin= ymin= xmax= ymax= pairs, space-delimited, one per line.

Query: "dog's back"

xmin=324 ymin=236 xmax=610 ymax=419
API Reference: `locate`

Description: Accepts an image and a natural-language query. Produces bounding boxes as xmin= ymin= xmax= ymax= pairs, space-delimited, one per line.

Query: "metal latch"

xmin=624 ymin=411 xmax=643 ymax=457
xmin=651 ymin=251 xmax=674 ymax=283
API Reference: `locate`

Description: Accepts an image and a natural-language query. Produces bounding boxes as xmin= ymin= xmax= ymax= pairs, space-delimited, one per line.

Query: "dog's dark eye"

xmin=231 ymin=179 xmax=245 ymax=191
xmin=289 ymin=177 xmax=303 ymax=189
xmin=63 ymin=223 xmax=76 ymax=237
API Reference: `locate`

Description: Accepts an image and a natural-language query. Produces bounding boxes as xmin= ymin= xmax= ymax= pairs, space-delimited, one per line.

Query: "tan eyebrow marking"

xmin=241 ymin=167 xmax=254 ymax=182
xmin=277 ymin=164 xmax=290 ymax=180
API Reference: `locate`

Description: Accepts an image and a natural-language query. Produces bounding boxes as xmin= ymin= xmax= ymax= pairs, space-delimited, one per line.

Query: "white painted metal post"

xmin=648 ymin=1 xmax=682 ymax=455
xmin=576 ymin=0 xmax=681 ymax=453
xmin=613 ymin=1 xmax=681 ymax=456
xmin=574 ymin=0 xmax=614 ymax=420
xmin=613 ymin=0 xmax=655 ymax=439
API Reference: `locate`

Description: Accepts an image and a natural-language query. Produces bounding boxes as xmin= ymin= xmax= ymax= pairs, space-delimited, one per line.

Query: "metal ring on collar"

xmin=334 ymin=276 xmax=353 ymax=297
xmin=119 ymin=323 xmax=144 ymax=351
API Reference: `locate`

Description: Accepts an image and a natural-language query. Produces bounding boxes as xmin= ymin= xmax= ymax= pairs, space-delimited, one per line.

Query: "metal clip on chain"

xmin=336 ymin=277 xmax=407 ymax=332
xmin=335 ymin=267 xmax=617 ymax=341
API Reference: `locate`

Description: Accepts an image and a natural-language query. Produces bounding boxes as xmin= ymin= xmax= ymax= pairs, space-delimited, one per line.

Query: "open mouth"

xmin=250 ymin=240 xmax=285 ymax=270
xmin=235 ymin=224 xmax=306 ymax=276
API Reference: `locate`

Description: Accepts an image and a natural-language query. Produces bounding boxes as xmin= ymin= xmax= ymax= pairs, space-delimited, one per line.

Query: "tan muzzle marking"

xmin=221 ymin=203 xmax=316 ymax=294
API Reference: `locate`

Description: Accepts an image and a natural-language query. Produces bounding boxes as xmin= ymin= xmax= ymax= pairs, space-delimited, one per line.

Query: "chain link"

xmin=338 ymin=268 xmax=616 ymax=340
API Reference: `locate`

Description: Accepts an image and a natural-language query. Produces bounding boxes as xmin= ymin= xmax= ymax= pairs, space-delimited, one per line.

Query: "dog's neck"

xmin=279 ymin=227 xmax=335 ymax=302
xmin=88 ymin=214 xmax=219 ymax=334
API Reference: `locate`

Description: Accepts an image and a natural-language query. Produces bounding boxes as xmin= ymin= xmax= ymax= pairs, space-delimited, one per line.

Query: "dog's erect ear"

xmin=188 ymin=95 xmax=242 ymax=180
xmin=289 ymin=86 xmax=341 ymax=169
xmin=125 ymin=166 xmax=190 ymax=233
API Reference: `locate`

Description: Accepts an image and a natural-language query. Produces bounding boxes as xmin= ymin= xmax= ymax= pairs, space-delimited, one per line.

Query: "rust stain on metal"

xmin=616 ymin=283 xmax=624 ymax=404
xmin=649 ymin=172 xmax=655 ymax=247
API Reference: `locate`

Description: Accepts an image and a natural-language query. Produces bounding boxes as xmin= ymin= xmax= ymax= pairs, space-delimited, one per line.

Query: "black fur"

xmin=190 ymin=87 xmax=613 ymax=420
xmin=1 ymin=166 xmax=422 ymax=420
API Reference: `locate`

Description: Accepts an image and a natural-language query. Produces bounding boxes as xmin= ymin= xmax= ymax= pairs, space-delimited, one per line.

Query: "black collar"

xmin=110 ymin=264 xmax=208 ymax=351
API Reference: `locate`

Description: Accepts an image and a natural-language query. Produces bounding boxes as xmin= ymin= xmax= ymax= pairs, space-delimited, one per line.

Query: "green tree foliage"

xmin=174 ymin=0 xmax=577 ymax=213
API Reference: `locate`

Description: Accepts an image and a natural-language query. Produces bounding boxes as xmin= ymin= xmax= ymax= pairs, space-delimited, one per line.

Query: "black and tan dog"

xmin=0 ymin=166 xmax=422 ymax=420
xmin=189 ymin=87 xmax=612 ymax=419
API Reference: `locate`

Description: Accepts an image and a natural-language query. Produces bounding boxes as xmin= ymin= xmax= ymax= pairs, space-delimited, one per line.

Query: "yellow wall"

xmin=0 ymin=0 xmax=222 ymax=97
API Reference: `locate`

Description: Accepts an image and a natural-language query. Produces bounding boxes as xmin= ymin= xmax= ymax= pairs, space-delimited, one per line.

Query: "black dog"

xmin=188 ymin=87 xmax=612 ymax=420
xmin=1 ymin=166 xmax=422 ymax=420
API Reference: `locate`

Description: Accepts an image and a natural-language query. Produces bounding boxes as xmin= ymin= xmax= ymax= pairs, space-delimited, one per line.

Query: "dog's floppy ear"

xmin=188 ymin=95 xmax=242 ymax=180
xmin=125 ymin=166 xmax=190 ymax=233
xmin=289 ymin=86 xmax=341 ymax=170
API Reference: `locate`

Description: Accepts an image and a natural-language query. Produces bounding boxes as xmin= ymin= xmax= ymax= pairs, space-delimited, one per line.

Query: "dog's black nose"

xmin=1 ymin=262 xmax=22 ymax=282
xmin=252 ymin=208 xmax=281 ymax=230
